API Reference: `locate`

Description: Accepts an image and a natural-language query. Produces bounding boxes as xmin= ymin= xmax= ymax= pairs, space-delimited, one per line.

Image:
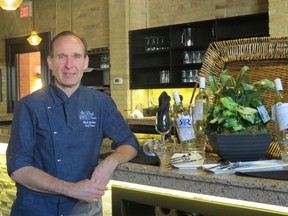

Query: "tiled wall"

xmin=269 ymin=0 xmax=288 ymax=36
xmin=148 ymin=0 xmax=268 ymax=27
xmin=1 ymin=0 xmax=287 ymax=119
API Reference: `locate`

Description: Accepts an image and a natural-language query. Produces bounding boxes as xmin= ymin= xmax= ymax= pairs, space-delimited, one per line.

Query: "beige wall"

xmin=1 ymin=0 xmax=286 ymax=119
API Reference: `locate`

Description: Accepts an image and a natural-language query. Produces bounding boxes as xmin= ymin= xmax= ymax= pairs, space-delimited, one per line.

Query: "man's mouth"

xmin=63 ymin=72 xmax=76 ymax=77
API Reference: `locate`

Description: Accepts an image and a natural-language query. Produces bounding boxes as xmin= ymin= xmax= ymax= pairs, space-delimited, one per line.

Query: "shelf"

xmin=172 ymin=63 xmax=202 ymax=68
xmin=170 ymin=46 xmax=208 ymax=51
xmin=81 ymin=48 xmax=110 ymax=95
xmin=129 ymin=13 xmax=269 ymax=90
xmin=131 ymin=49 xmax=170 ymax=56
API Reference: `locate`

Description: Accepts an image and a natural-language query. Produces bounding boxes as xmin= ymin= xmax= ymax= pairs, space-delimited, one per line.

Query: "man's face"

xmin=47 ymin=35 xmax=89 ymax=91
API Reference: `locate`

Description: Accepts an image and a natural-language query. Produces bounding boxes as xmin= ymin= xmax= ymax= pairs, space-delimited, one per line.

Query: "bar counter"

xmin=112 ymin=161 xmax=288 ymax=208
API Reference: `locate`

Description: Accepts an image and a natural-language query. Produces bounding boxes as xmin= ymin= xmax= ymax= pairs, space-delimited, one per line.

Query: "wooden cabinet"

xmin=129 ymin=26 xmax=171 ymax=89
xmin=82 ymin=47 xmax=110 ymax=95
xmin=129 ymin=13 xmax=269 ymax=89
xmin=215 ymin=13 xmax=269 ymax=41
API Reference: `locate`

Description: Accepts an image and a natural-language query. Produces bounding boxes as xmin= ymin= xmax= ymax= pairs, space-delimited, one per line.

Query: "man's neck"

xmin=54 ymin=82 xmax=80 ymax=97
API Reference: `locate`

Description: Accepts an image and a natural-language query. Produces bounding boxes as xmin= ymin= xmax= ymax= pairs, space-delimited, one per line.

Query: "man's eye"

xmin=57 ymin=54 xmax=66 ymax=60
xmin=73 ymin=54 xmax=82 ymax=59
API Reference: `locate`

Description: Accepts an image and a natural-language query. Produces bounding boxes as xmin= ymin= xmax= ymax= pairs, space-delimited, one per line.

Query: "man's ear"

xmin=84 ymin=55 xmax=89 ymax=69
xmin=47 ymin=56 xmax=53 ymax=70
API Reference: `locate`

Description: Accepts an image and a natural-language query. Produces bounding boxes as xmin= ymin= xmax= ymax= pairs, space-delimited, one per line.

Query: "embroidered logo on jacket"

xmin=79 ymin=111 xmax=97 ymax=128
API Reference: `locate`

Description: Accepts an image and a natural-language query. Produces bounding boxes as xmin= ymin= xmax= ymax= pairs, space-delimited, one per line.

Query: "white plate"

xmin=200 ymin=160 xmax=288 ymax=174
xmin=171 ymin=153 xmax=205 ymax=169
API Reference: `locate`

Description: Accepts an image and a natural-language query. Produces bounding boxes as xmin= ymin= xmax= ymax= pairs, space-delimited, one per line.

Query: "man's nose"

xmin=65 ymin=57 xmax=73 ymax=68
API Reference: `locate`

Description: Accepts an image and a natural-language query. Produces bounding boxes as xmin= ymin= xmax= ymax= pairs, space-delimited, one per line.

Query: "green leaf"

xmin=233 ymin=124 xmax=245 ymax=131
xmin=240 ymin=112 xmax=255 ymax=124
xmin=242 ymin=83 xmax=254 ymax=91
xmin=236 ymin=66 xmax=250 ymax=85
xmin=220 ymin=97 xmax=239 ymax=111
xmin=222 ymin=110 xmax=234 ymax=117
xmin=223 ymin=118 xmax=238 ymax=128
xmin=217 ymin=117 xmax=225 ymax=124
xmin=253 ymin=79 xmax=275 ymax=89
xmin=238 ymin=106 xmax=258 ymax=115
xmin=241 ymin=73 xmax=250 ymax=84
xmin=251 ymin=100 xmax=263 ymax=107
xmin=220 ymin=74 xmax=235 ymax=87
xmin=208 ymin=75 xmax=219 ymax=92
xmin=212 ymin=104 xmax=221 ymax=117
xmin=209 ymin=116 xmax=218 ymax=124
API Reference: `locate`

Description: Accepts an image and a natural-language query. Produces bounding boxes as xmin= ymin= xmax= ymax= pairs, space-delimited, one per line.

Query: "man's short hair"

xmin=49 ymin=31 xmax=88 ymax=57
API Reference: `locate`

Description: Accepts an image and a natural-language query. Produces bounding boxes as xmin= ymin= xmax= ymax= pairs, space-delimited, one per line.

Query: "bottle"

xmin=193 ymin=77 xmax=209 ymax=133
xmin=272 ymin=78 xmax=285 ymax=133
xmin=193 ymin=77 xmax=209 ymax=155
xmin=172 ymin=91 xmax=196 ymax=152
xmin=273 ymin=78 xmax=288 ymax=162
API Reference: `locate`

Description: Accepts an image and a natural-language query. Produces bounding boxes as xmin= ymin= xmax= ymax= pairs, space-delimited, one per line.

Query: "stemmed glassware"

xmin=143 ymin=110 xmax=174 ymax=168
xmin=155 ymin=111 xmax=172 ymax=146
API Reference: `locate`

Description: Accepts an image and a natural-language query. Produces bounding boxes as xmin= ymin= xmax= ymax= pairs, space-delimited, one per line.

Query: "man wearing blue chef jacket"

xmin=6 ymin=31 xmax=139 ymax=216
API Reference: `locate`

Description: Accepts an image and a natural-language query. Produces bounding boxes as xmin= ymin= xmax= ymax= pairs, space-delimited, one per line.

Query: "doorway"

xmin=5 ymin=32 xmax=51 ymax=113
xmin=18 ymin=52 xmax=42 ymax=98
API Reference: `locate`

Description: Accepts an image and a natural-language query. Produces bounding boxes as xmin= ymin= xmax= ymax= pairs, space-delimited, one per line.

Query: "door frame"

xmin=5 ymin=31 xmax=51 ymax=113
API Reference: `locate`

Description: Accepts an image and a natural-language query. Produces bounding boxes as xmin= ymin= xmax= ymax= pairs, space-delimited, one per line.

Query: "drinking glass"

xmin=142 ymin=138 xmax=163 ymax=156
xmin=155 ymin=111 xmax=173 ymax=168
xmin=143 ymin=111 xmax=175 ymax=168
xmin=145 ymin=37 xmax=151 ymax=52
xmin=155 ymin=111 xmax=172 ymax=145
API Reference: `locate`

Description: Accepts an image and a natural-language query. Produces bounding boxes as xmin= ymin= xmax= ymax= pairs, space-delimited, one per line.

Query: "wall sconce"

xmin=0 ymin=0 xmax=23 ymax=10
xmin=27 ymin=31 xmax=42 ymax=45
xmin=35 ymin=68 xmax=41 ymax=79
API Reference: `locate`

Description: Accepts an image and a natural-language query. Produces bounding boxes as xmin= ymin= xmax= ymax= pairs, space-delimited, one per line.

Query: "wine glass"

xmin=155 ymin=111 xmax=174 ymax=168
xmin=155 ymin=111 xmax=172 ymax=146
xmin=142 ymin=111 xmax=173 ymax=168
xmin=142 ymin=138 xmax=163 ymax=157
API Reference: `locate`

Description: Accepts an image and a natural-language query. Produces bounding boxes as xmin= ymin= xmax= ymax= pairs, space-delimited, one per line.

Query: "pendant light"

xmin=27 ymin=31 xmax=42 ymax=45
xmin=27 ymin=0 xmax=42 ymax=46
xmin=0 ymin=0 xmax=23 ymax=10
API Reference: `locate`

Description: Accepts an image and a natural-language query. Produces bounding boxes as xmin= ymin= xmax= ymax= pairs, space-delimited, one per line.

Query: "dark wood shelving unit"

xmin=82 ymin=47 xmax=110 ymax=95
xmin=129 ymin=13 xmax=269 ymax=89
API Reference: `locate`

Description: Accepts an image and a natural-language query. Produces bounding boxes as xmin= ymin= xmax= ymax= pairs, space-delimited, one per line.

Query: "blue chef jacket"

xmin=6 ymin=84 xmax=139 ymax=216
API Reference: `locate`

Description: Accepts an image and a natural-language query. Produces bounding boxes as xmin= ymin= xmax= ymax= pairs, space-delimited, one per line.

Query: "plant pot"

xmin=208 ymin=133 xmax=272 ymax=162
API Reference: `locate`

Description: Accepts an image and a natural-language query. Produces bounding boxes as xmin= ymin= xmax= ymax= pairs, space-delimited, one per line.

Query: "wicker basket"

xmin=200 ymin=36 xmax=288 ymax=159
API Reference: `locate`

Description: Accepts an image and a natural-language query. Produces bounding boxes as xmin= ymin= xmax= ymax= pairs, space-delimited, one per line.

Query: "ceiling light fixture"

xmin=27 ymin=31 xmax=42 ymax=45
xmin=0 ymin=0 xmax=23 ymax=10
xmin=27 ymin=0 xmax=42 ymax=46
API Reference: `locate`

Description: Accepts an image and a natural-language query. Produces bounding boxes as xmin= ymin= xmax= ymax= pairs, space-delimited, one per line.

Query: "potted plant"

xmin=204 ymin=66 xmax=275 ymax=161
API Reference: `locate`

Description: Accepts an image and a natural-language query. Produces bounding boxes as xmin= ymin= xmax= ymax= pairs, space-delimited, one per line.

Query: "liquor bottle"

xmin=193 ymin=77 xmax=209 ymax=155
xmin=172 ymin=91 xmax=196 ymax=152
xmin=273 ymin=78 xmax=288 ymax=162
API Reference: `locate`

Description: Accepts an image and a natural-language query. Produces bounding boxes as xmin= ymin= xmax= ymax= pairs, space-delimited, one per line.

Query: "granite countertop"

xmin=113 ymin=161 xmax=288 ymax=208
xmin=126 ymin=117 xmax=156 ymax=126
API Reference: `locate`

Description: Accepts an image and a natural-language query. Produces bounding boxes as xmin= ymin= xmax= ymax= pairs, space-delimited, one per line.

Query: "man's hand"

xmin=90 ymin=144 xmax=138 ymax=186
xmin=66 ymin=179 xmax=107 ymax=202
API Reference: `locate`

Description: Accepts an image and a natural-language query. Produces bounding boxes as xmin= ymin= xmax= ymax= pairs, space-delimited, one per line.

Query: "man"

xmin=6 ymin=31 xmax=139 ymax=216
